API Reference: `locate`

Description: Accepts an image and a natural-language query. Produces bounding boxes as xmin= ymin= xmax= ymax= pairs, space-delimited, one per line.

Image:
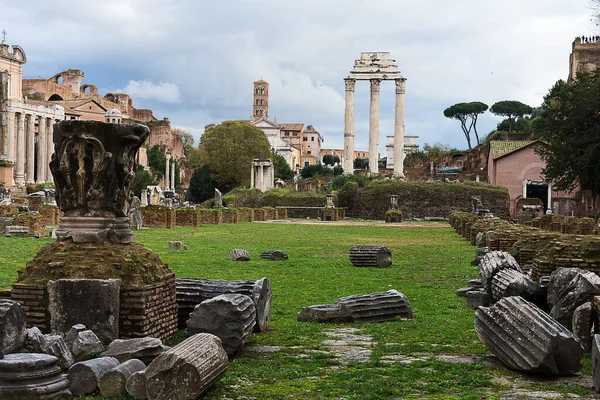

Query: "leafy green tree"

xmin=173 ymin=128 xmax=195 ymax=157
xmin=443 ymin=102 xmax=488 ymax=149
xmin=353 ymin=157 xmax=369 ymax=170
xmin=490 ymin=101 xmax=533 ymax=131
xmin=131 ymin=166 xmax=156 ymax=198
xmin=198 ymin=121 xmax=271 ymax=191
xmin=300 ymin=164 xmax=332 ymax=179
xmin=496 ymin=117 xmax=532 ymax=132
xmin=333 ymin=165 xmax=344 ymax=175
xmin=536 ymin=73 xmax=600 ymax=197
xmin=147 ymin=144 xmax=166 ymax=177
xmin=272 ymin=151 xmax=295 ymax=180
xmin=187 ymin=166 xmax=217 ymax=203
xmin=322 ymin=154 xmax=340 ymax=166
xmin=423 ymin=143 xmax=451 ymax=174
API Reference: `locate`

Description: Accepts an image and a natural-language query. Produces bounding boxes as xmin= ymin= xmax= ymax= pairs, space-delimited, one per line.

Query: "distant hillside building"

xmin=569 ymin=36 xmax=600 ymax=82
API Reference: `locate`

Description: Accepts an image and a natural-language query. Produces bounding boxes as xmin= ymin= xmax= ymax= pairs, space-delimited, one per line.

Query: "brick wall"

xmin=221 ymin=209 xmax=239 ymax=224
xmin=176 ymin=209 xmax=199 ymax=227
xmin=11 ymin=284 xmax=50 ymax=331
xmin=38 ymin=206 xmax=61 ymax=226
xmin=238 ymin=208 xmax=254 ymax=222
xmin=140 ymin=207 xmax=176 ymax=229
xmin=197 ymin=209 xmax=222 ymax=224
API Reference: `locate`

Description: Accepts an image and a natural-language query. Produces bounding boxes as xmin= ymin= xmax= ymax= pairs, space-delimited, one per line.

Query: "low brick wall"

xmin=254 ymin=209 xmax=266 ymax=221
xmin=140 ymin=207 xmax=176 ymax=229
xmin=12 ymin=212 xmax=47 ymax=237
xmin=222 ymin=209 xmax=239 ymax=224
xmin=11 ymin=283 xmax=50 ymax=331
xmin=263 ymin=208 xmax=277 ymax=220
xmin=38 ymin=206 xmax=61 ymax=226
xmin=198 ymin=209 xmax=222 ymax=224
xmin=275 ymin=207 xmax=288 ymax=219
xmin=119 ymin=273 xmax=178 ymax=340
xmin=238 ymin=208 xmax=254 ymax=222
xmin=176 ymin=209 xmax=199 ymax=227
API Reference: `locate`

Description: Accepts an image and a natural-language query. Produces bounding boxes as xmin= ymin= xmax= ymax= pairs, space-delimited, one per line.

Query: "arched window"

xmin=112 ymin=118 xmax=116 ymax=123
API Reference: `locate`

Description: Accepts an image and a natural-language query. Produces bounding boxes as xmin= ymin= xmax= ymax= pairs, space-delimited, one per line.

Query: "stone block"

xmin=466 ymin=290 xmax=489 ymax=309
xmin=168 ymin=241 xmax=188 ymax=250
xmin=101 ymin=337 xmax=167 ymax=364
xmin=68 ymin=356 xmax=120 ymax=396
xmin=228 ymin=248 xmax=251 ymax=261
xmin=47 ymin=279 xmax=121 ymax=345
xmin=99 ymin=358 xmax=146 ymax=397
xmin=260 ymin=250 xmax=288 ymax=261
xmin=349 ymin=245 xmax=392 ymax=268
xmin=0 ymin=299 xmax=26 ymax=356
xmin=4 ymin=225 xmax=28 ymax=237
xmin=145 ymin=333 xmax=228 ymax=400
xmin=126 ymin=369 xmax=148 ymax=400
xmin=70 ymin=330 xmax=105 ymax=362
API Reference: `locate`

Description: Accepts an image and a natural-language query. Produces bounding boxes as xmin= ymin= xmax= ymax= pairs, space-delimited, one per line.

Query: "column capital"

xmin=344 ymin=78 xmax=356 ymax=92
xmin=395 ymin=78 xmax=406 ymax=94
xmin=370 ymin=78 xmax=381 ymax=92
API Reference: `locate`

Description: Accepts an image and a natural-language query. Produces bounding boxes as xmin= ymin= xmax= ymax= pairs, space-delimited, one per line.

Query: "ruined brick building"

xmin=0 ymin=39 xmax=183 ymax=189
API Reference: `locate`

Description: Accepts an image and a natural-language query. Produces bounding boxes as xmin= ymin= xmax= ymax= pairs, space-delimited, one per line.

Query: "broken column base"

xmin=12 ymin=240 xmax=178 ymax=340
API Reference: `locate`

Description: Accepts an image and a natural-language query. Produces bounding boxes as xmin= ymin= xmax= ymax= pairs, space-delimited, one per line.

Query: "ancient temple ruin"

xmin=344 ymin=52 xmax=406 ymax=176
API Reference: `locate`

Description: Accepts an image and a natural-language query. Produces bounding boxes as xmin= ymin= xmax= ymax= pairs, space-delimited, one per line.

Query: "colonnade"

xmin=3 ymin=111 xmax=60 ymax=186
xmin=343 ymin=77 xmax=406 ymax=177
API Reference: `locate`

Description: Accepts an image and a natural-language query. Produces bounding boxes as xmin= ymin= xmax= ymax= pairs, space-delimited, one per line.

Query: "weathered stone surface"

xmin=228 ymin=248 xmax=251 ymax=261
xmin=145 ymin=333 xmax=228 ymax=400
xmin=67 ymin=356 xmax=120 ymax=396
xmin=26 ymin=326 xmax=44 ymax=352
xmin=176 ymin=277 xmax=272 ymax=332
xmin=186 ymin=294 xmax=256 ymax=357
xmin=297 ymin=290 xmax=412 ymax=323
xmin=70 ymin=330 xmax=105 ymax=362
xmin=0 ymin=353 xmax=72 ymax=400
xmin=572 ymin=301 xmax=594 ymax=353
xmin=260 ymin=250 xmax=288 ymax=261
xmin=456 ymin=287 xmax=474 ymax=297
xmin=168 ymin=241 xmax=188 ymax=250
xmin=126 ymin=369 xmax=148 ymax=400
xmin=466 ymin=290 xmax=490 ymax=308
xmin=475 ymin=296 xmax=582 ymax=376
xmin=101 ymin=338 xmax=166 ymax=364
xmin=491 ymin=268 xmax=537 ymax=301
xmin=4 ymin=225 xmax=28 ymax=237
xmin=592 ymin=334 xmax=600 ymax=392
xmin=65 ymin=324 xmax=87 ymax=349
xmin=548 ymin=268 xmax=600 ymax=330
xmin=478 ymin=251 xmax=521 ymax=293
xmin=349 ymin=245 xmax=392 ymax=267
xmin=39 ymin=334 xmax=74 ymax=369
xmin=468 ymin=279 xmax=483 ymax=288
xmin=99 ymin=358 xmax=146 ymax=397
xmin=0 ymin=299 xmax=26 ymax=356
xmin=47 ymin=278 xmax=121 ymax=345
xmin=471 ymin=246 xmax=490 ymax=266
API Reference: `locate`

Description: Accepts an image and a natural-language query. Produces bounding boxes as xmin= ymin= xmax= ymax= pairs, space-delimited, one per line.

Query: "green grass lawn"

xmin=0 ymin=222 xmax=595 ymax=399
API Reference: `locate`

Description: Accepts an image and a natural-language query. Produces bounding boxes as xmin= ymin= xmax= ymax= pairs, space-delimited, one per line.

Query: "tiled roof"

xmin=489 ymin=140 xmax=539 ymax=160
xmin=279 ymin=123 xmax=304 ymax=131
xmin=50 ymin=99 xmax=107 ymax=111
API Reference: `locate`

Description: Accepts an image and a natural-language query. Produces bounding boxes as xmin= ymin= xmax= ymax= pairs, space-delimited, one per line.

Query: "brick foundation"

xmin=176 ymin=209 xmax=199 ymax=227
xmin=11 ymin=284 xmax=50 ymax=331
xmin=221 ymin=209 xmax=239 ymax=224
xmin=197 ymin=209 xmax=222 ymax=224
xmin=38 ymin=206 xmax=62 ymax=226
xmin=238 ymin=208 xmax=254 ymax=222
xmin=140 ymin=207 xmax=176 ymax=228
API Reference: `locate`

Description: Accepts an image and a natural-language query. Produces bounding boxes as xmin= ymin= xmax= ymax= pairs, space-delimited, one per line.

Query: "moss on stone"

xmin=17 ymin=241 xmax=173 ymax=287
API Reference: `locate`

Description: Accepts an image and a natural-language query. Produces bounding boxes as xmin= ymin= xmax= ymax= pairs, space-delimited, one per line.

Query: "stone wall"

xmin=38 ymin=205 xmax=61 ymax=226
xmin=120 ymin=273 xmax=178 ymax=340
xmin=276 ymin=207 xmax=287 ymax=219
xmin=11 ymin=283 xmax=50 ymax=331
xmin=238 ymin=208 xmax=254 ymax=222
xmin=262 ymin=207 xmax=277 ymax=220
xmin=176 ymin=209 xmax=199 ymax=227
xmin=140 ymin=207 xmax=176 ymax=229
xmin=12 ymin=212 xmax=47 ymax=237
xmin=221 ymin=209 xmax=239 ymax=224
xmin=527 ymin=215 xmax=598 ymax=235
xmin=197 ymin=209 xmax=222 ymax=224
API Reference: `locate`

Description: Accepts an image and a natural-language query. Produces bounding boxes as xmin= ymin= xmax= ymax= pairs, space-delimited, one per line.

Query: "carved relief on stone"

xmin=344 ymin=78 xmax=356 ymax=92
xmin=370 ymin=79 xmax=381 ymax=92
xmin=50 ymin=121 xmax=149 ymax=218
xmin=395 ymin=78 xmax=406 ymax=94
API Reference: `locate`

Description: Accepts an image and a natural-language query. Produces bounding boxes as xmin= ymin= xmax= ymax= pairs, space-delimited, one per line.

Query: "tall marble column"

xmin=393 ymin=78 xmax=406 ymax=177
xmin=36 ymin=116 xmax=46 ymax=183
xmin=259 ymin=165 xmax=264 ymax=192
xmin=368 ymin=79 xmax=381 ymax=175
xmin=26 ymin=115 xmax=35 ymax=184
xmin=343 ymin=78 xmax=356 ymax=173
xmin=250 ymin=164 xmax=255 ymax=188
xmin=6 ymin=112 xmax=14 ymax=162
xmin=170 ymin=159 xmax=175 ymax=190
xmin=164 ymin=154 xmax=170 ymax=190
xmin=14 ymin=113 xmax=26 ymax=186
xmin=46 ymin=119 xmax=54 ymax=182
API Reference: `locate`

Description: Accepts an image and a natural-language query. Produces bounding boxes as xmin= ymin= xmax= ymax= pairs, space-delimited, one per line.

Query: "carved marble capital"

xmin=344 ymin=78 xmax=356 ymax=92
xmin=370 ymin=79 xmax=381 ymax=92
xmin=395 ymin=78 xmax=406 ymax=94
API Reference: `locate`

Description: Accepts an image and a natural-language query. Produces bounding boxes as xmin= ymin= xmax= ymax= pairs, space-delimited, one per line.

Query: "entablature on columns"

xmin=5 ymin=100 xmax=64 ymax=120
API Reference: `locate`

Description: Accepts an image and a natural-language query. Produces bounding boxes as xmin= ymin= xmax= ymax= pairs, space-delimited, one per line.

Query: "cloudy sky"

xmin=3 ymin=0 xmax=595 ymax=152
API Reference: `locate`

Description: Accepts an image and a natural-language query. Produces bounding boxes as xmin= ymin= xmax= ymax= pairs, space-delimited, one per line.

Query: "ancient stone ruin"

xmin=11 ymin=121 xmax=178 ymax=340
xmin=349 ymin=245 xmax=392 ymax=267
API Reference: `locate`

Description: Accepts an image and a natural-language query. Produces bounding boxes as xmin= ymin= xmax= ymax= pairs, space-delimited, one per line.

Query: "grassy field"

xmin=0 ymin=222 xmax=595 ymax=399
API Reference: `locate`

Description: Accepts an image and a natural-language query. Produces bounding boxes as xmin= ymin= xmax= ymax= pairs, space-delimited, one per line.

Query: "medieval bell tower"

xmin=252 ymin=79 xmax=269 ymax=121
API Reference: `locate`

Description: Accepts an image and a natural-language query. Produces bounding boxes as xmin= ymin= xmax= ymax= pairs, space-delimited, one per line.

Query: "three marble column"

xmin=343 ymin=77 xmax=406 ymax=177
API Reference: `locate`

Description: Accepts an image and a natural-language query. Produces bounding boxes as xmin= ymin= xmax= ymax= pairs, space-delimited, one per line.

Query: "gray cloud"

xmin=3 ymin=0 xmax=593 ymax=151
